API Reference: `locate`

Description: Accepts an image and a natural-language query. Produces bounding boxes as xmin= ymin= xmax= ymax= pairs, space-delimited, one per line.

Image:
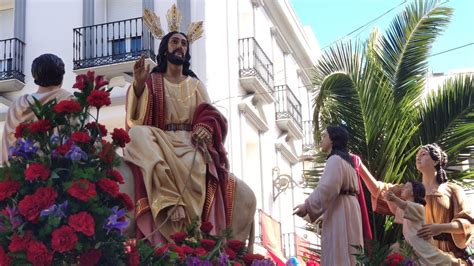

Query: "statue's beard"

xmin=166 ymin=50 xmax=185 ymax=65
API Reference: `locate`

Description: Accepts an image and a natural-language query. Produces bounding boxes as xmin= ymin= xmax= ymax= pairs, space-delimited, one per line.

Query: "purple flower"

xmin=6 ymin=206 xmax=22 ymax=229
xmin=103 ymin=206 xmax=129 ymax=235
xmin=65 ymin=144 xmax=88 ymax=161
xmin=40 ymin=200 xmax=68 ymax=218
xmin=186 ymin=257 xmax=202 ymax=266
xmin=8 ymin=138 xmax=38 ymax=159
xmin=50 ymin=134 xmax=60 ymax=144
xmin=218 ymin=252 xmax=229 ymax=265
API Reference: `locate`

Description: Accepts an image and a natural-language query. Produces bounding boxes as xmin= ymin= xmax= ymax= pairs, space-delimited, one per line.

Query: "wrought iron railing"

xmin=274 ymin=85 xmax=302 ymax=130
xmin=0 ymin=38 xmax=25 ymax=82
xmin=303 ymin=120 xmax=315 ymax=151
xmin=238 ymin=37 xmax=274 ymax=94
xmin=73 ymin=17 xmax=156 ymax=70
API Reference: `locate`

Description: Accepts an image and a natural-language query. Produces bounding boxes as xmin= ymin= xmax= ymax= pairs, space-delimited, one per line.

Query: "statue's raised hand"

xmin=133 ymin=55 xmax=150 ymax=95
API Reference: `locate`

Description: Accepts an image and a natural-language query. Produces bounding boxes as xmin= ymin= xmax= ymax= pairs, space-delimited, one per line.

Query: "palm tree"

xmin=310 ymin=0 xmax=473 ymax=246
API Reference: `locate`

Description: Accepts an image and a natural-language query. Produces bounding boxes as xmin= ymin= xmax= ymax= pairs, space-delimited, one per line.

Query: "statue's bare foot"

xmin=168 ymin=205 xmax=186 ymax=222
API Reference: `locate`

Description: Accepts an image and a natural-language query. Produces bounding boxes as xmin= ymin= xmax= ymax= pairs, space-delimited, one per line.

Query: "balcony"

xmin=0 ymin=38 xmax=25 ymax=92
xmin=73 ymin=17 xmax=157 ymax=78
xmin=238 ymin=37 xmax=274 ymax=104
xmin=274 ymin=85 xmax=303 ymax=140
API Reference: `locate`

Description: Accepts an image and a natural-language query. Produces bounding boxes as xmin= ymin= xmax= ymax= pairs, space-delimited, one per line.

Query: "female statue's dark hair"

xmin=326 ymin=125 xmax=354 ymax=168
xmin=422 ymin=143 xmax=448 ymax=184
xmin=31 ymin=54 xmax=65 ymax=87
xmin=409 ymin=180 xmax=427 ymax=206
xmin=151 ymin=31 xmax=198 ymax=79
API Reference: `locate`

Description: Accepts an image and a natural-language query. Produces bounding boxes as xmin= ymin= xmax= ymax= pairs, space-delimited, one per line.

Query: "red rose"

xmin=227 ymin=239 xmax=245 ymax=252
xmin=55 ymin=141 xmax=72 ymax=155
xmin=200 ymin=221 xmax=213 ymax=234
xmin=73 ymin=74 xmax=87 ymax=90
xmin=224 ymin=248 xmax=237 ymax=260
xmin=86 ymin=71 xmax=95 ymax=82
xmin=154 ymin=244 xmax=169 ymax=256
xmin=51 ymin=225 xmax=78 ymax=253
xmin=79 ymin=249 xmax=102 ymax=266
xmin=182 ymin=245 xmax=193 ymax=254
xmin=67 ymin=179 xmax=97 ymax=202
xmin=26 ymin=241 xmax=53 ymax=266
xmin=385 ymin=253 xmax=405 ymax=266
xmin=200 ymin=239 xmax=216 ymax=251
xmin=169 ymin=244 xmax=185 ymax=259
xmin=68 ymin=211 xmax=95 ymax=236
xmin=0 ymin=179 xmax=21 ymax=201
xmin=170 ymin=232 xmax=187 ymax=245
xmin=97 ymin=178 xmax=119 ymax=197
xmin=193 ymin=247 xmax=207 ymax=257
xmin=98 ymin=141 xmax=114 ymax=163
xmin=118 ymin=193 xmax=134 ymax=211
xmin=242 ymin=253 xmax=265 ymax=265
xmin=8 ymin=231 xmax=32 ymax=252
xmin=0 ymin=246 xmax=12 ymax=266
xmin=107 ymin=169 xmax=124 ymax=184
xmin=71 ymin=131 xmax=91 ymax=144
xmin=94 ymin=75 xmax=108 ymax=90
xmin=28 ymin=119 xmax=52 ymax=134
xmin=24 ymin=163 xmax=50 ymax=182
xmin=18 ymin=187 xmax=58 ymax=222
xmin=54 ymin=99 xmax=82 ymax=114
xmin=87 ymin=90 xmax=111 ymax=108
xmin=14 ymin=123 xmax=29 ymax=138
xmin=86 ymin=122 xmax=108 ymax=137
xmin=111 ymin=128 xmax=131 ymax=148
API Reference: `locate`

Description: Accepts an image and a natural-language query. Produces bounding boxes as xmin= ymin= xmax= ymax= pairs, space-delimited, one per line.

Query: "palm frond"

xmin=376 ymin=0 xmax=452 ymax=106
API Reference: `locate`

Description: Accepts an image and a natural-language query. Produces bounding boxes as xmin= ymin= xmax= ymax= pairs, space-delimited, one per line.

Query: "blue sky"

xmin=291 ymin=0 xmax=474 ymax=73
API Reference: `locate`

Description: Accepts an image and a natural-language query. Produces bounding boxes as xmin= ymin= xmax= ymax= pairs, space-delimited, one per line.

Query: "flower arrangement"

xmin=128 ymin=220 xmax=275 ymax=266
xmin=0 ymin=71 xmax=133 ymax=265
xmin=352 ymin=240 xmax=418 ymax=266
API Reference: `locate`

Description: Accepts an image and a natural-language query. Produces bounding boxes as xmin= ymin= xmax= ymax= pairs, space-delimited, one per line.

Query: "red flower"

xmin=73 ymin=74 xmax=87 ymax=90
xmin=67 ymin=179 xmax=97 ymax=202
xmin=51 ymin=225 xmax=78 ymax=253
xmin=79 ymin=249 xmax=102 ymax=266
xmin=98 ymin=141 xmax=114 ymax=163
xmin=71 ymin=131 xmax=91 ymax=144
xmin=111 ymin=128 xmax=131 ymax=148
xmin=54 ymin=99 xmax=82 ymax=114
xmin=0 ymin=179 xmax=21 ymax=201
xmin=68 ymin=211 xmax=95 ymax=236
xmin=193 ymin=247 xmax=207 ymax=257
xmin=28 ymin=119 xmax=52 ymax=134
xmin=182 ymin=245 xmax=194 ymax=254
xmin=385 ymin=253 xmax=405 ymax=266
xmin=200 ymin=239 xmax=216 ymax=251
xmin=155 ymin=244 xmax=169 ymax=256
xmin=8 ymin=231 xmax=32 ymax=252
xmin=107 ymin=169 xmax=124 ymax=184
xmin=86 ymin=122 xmax=108 ymax=137
xmin=170 ymin=232 xmax=187 ymax=245
xmin=224 ymin=248 xmax=237 ymax=260
xmin=0 ymin=246 xmax=12 ymax=266
xmin=118 ymin=193 xmax=134 ymax=211
xmin=200 ymin=221 xmax=213 ymax=234
xmin=94 ymin=75 xmax=108 ymax=90
xmin=86 ymin=71 xmax=95 ymax=82
xmin=169 ymin=244 xmax=185 ymax=259
xmin=243 ymin=253 xmax=265 ymax=265
xmin=87 ymin=90 xmax=111 ymax=108
xmin=227 ymin=239 xmax=245 ymax=252
xmin=97 ymin=178 xmax=119 ymax=197
xmin=18 ymin=187 xmax=58 ymax=222
xmin=55 ymin=141 xmax=72 ymax=155
xmin=26 ymin=241 xmax=53 ymax=266
xmin=128 ymin=244 xmax=140 ymax=266
xmin=14 ymin=123 xmax=29 ymax=138
xmin=24 ymin=163 xmax=50 ymax=182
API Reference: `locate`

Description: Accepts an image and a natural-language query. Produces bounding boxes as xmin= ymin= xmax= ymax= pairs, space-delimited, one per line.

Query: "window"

xmin=112 ymin=38 xmax=126 ymax=59
xmin=131 ymin=36 xmax=142 ymax=55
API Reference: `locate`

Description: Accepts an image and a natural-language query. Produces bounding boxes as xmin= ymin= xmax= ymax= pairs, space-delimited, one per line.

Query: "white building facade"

xmin=0 ymin=0 xmax=321 ymax=260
